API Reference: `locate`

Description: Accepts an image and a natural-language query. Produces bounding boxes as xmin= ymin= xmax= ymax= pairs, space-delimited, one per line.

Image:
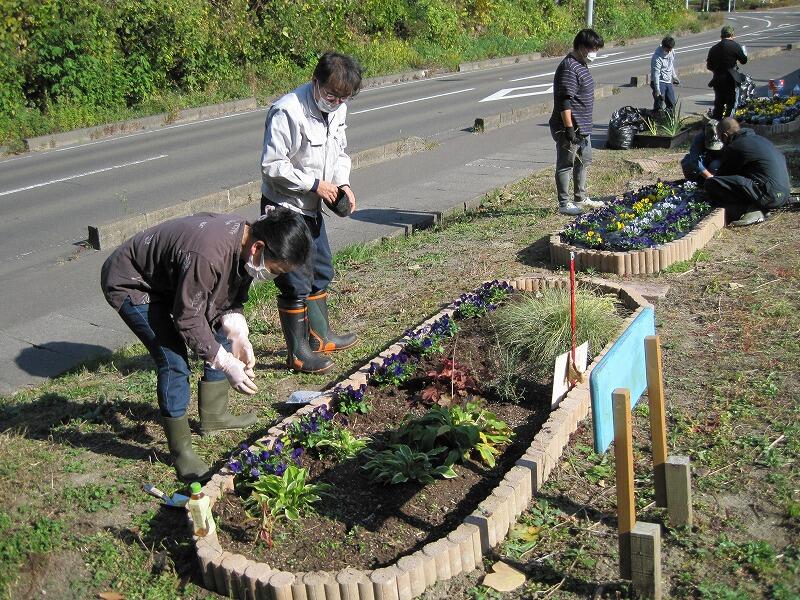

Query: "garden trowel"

xmin=143 ymin=484 xmax=189 ymax=509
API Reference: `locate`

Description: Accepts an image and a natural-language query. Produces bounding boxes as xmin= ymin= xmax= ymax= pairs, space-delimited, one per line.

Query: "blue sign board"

xmin=589 ymin=306 xmax=656 ymax=453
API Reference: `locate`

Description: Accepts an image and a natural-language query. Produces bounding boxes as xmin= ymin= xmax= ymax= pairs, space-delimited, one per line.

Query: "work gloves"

xmin=564 ymin=126 xmax=580 ymax=145
xmin=209 ymin=347 xmax=259 ymax=395
xmin=212 ymin=313 xmax=258 ymax=395
xmin=220 ymin=313 xmax=255 ymax=374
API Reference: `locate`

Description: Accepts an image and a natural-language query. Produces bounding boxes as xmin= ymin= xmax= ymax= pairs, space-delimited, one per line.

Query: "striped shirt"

xmin=549 ymin=54 xmax=595 ymax=135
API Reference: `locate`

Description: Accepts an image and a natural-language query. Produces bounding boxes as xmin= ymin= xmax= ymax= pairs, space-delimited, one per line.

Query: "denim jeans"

xmin=261 ymin=197 xmax=334 ymax=300
xmin=654 ymin=82 xmax=677 ymax=112
xmin=118 ymin=297 xmax=230 ymax=417
xmin=553 ymin=132 xmax=592 ymax=205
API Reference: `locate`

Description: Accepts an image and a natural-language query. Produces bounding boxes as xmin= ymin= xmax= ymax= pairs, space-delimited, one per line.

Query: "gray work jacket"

xmin=260 ymin=82 xmax=351 ymax=217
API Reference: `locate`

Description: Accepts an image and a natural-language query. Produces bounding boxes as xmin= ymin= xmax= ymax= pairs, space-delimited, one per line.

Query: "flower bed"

xmin=187 ymin=276 xmax=652 ymax=600
xmin=735 ymin=95 xmax=800 ymax=137
xmin=550 ymin=180 xmax=726 ymax=275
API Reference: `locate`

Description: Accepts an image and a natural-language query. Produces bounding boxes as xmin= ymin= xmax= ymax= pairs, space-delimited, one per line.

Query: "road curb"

xmin=24 ymin=98 xmax=258 ymax=152
xmin=87 ymin=136 xmax=431 ymax=250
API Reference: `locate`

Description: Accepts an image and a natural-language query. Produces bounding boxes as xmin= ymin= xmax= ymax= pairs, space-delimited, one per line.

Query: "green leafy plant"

xmin=286 ymin=406 xmax=366 ymax=459
xmin=643 ymin=115 xmax=659 ymax=136
xmin=368 ymin=351 xmax=416 ymax=386
xmin=658 ymin=102 xmax=689 ymax=136
xmin=453 ymin=401 xmax=514 ymax=467
xmin=335 ymin=383 xmax=371 ymax=416
xmin=491 ymin=288 xmax=623 ymax=377
xmin=362 ymin=444 xmax=456 ymax=484
xmin=245 ymin=465 xmax=329 ymax=546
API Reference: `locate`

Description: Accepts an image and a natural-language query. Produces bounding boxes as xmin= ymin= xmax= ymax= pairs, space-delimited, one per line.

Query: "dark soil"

xmin=214 ymin=313 xmax=555 ymax=572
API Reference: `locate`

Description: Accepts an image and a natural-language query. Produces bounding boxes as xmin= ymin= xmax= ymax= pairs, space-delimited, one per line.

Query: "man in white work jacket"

xmin=260 ymin=52 xmax=362 ymax=373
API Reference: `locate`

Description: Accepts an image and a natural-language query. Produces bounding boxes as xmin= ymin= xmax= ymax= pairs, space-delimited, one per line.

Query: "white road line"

xmin=510 ymin=72 xmax=555 ymax=82
xmin=349 ymin=88 xmax=475 ymax=115
xmin=0 ymin=154 xmax=168 ymax=197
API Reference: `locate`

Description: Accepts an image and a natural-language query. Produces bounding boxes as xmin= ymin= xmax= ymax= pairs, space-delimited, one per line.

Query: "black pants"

xmin=711 ymin=82 xmax=737 ymax=120
xmin=704 ymin=175 xmax=778 ymax=221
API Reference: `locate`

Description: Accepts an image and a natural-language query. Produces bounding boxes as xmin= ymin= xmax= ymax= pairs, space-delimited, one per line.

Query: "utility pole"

xmin=586 ymin=0 xmax=594 ymax=26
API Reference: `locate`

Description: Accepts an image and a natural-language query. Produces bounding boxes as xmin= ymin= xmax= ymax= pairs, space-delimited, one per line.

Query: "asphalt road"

xmin=0 ymin=9 xmax=797 ymax=394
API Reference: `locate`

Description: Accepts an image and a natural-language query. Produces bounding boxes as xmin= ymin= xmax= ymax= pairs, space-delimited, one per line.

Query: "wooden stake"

xmin=644 ymin=335 xmax=669 ymax=507
xmin=613 ymin=388 xmax=636 ymax=579
xmin=665 ymin=455 xmax=693 ymax=527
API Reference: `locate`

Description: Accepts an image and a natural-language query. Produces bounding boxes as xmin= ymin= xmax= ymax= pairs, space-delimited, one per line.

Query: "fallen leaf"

xmin=728 ymin=282 xmax=744 ymax=289
xmin=407 ymin=264 xmax=421 ymax=271
xmin=98 ymin=593 xmax=125 ymax=600
xmin=483 ymin=561 xmax=526 ymax=592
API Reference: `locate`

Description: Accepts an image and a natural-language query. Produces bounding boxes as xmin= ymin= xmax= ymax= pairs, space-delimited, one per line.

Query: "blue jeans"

xmin=118 ymin=297 xmax=230 ymax=417
xmin=261 ymin=197 xmax=334 ymax=300
xmin=654 ymin=82 xmax=677 ymax=112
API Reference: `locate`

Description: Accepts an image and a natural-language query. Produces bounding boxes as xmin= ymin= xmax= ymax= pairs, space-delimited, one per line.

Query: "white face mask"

xmin=244 ymin=249 xmax=277 ymax=282
xmin=315 ymin=82 xmax=343 ymax=114
xmin=586 ymin=51 xmax=598 ymax=63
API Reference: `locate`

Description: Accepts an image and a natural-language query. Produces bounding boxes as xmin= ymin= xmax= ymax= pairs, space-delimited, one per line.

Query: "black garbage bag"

xmin=607 ymin=105 xmax=645 ymax=150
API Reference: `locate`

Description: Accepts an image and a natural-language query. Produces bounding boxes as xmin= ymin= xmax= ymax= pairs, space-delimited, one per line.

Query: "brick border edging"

xmin=185 ymin=276 xmax=650 ymax=600
xmin=549 ymin=207 xmax=726 ymax=276
xmin=748 ymin=116 xmax=800 ymax=137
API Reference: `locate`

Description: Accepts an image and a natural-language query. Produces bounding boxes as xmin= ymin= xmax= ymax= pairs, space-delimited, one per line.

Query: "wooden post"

xmin=630 ymin=522 xmax=663 ymax=599
xmin=645 ymin=335 xmax=668 ymax=507
xmin=613 ymin=388 xmax=636 ymax=579
xmin=665 ymin=455 xmax=693 ymax=527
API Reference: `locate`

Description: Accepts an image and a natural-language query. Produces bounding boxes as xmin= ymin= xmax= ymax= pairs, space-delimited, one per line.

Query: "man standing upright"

xmin=549 ymin=28 xmax=605 ymax=216
xmin=650 ymin=36 xmax=679 ymax=113
xmin=706 ymin=25 xmax=748 ymax=120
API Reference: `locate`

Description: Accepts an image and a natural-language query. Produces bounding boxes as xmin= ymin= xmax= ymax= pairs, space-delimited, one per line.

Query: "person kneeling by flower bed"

xmin=703 ymin=118 xmax=791 ymax=227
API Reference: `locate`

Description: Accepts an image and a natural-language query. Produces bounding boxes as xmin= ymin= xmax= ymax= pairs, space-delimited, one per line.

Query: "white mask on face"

xmin=315 ymin=82 xmax=343 ymax=114
xmin=244 ymin=249 xmax=277 ymax=282
xmin=586 ymin=51 xmax=598 ymax=63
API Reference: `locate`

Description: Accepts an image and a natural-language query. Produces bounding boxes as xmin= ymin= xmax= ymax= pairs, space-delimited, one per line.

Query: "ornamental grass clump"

xmin=492 ymin=288 xmax=623 ymax=377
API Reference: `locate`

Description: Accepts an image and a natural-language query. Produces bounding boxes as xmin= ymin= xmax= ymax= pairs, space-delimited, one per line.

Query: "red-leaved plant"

xmin=419 ymin=359 xmax=478 ymax=407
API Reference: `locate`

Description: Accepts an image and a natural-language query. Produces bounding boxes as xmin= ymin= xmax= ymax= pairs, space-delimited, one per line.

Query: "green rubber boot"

xmin=277 ymin=298 xmax=334 ymax=373
xmin=198 ymin=379 xmax=257 ymax=436
xmin=307 ymin=291 xmax=357 ymax=353
xmin=162 ymin=415 xmax=211 ymax=482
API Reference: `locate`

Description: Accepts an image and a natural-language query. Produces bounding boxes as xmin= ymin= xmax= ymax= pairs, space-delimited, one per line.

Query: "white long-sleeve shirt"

xmin=260 ymin=82 xmax=351 ymax=217
xmin=650 ymin=47 xmax=676 ymax=86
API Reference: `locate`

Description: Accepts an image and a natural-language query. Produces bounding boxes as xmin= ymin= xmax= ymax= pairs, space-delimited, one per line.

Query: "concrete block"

xmin=292 ymin=572 xmax=309 ymax=600
xmin=196 ymin=540 xmax=223 ymax=591
xmin=336 ymin=568 xmax=368 ymax=600
xmin=216 ymin=554 xmax=248 ymax=597
xmin=666 ymin=455 xmax=693 ymax=527
xmin=244 ymin=563 xmax=275 ymax=600
xmin=231 ymin=556 xmax=256 ymax=598
xmin=630 ymin=521 xmax=662 ymax=600
xmin=447 ymin=525 xmax=477 ymax=573
xmin=414 ymin=549 xmax=437 ymax=587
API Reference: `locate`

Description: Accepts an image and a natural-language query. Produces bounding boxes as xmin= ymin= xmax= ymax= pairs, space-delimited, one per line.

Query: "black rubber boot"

xmin=198 ymin=379 xmax=257 ymax=436
xmin=162 ymin=415 xmax=211 ymax=482
xmin=277 ymin=298 xmax=334 ymax=373
xmin=307 ymin=291 xmax=357 ymax=353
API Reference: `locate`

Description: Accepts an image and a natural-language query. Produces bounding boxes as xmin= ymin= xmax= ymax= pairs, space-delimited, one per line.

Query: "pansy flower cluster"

xmin=334 ymin=383 xmax=371 ymax=415
xmin=453 ymin=280 xmax=514 ymax=319
xmin=228 ymin=440 xmax=304 ymax=484
xmin=368 ymin=350 xmax=416 ymax=386
xmin=562 ymin=180 xmax=711 ymax=251
xmin=285 ymin=405 xmax=336 ymax=447
xmin=735 ymin=94 xmax=799 ymax=125
xmin=403 ymin=313 xmax=458 ymax=357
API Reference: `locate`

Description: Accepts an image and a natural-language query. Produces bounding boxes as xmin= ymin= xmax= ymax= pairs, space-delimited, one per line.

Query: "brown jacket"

xmin=101 ymin=213 xmax=252 ymax=361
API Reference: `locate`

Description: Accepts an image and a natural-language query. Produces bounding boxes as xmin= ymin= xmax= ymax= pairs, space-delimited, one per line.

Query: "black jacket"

xmin=717 ymin=129 xmax=791 ymax=206
xmin=706 ymin=39 xmax=748 ymax=87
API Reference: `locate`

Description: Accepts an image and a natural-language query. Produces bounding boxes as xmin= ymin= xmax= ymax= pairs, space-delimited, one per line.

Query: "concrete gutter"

xmin=87 ymin=136 xmax=431 ymax=250
xmin=24 ymin=98 xmax=258 ymax=152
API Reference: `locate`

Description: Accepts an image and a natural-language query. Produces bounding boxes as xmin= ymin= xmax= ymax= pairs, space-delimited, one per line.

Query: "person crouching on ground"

xmin=681 ymin=117 xmax=724 ymax=183
xmin=703 ymin=118 xmax=791 ymax=227
xmin=651 ymin=36 xmax=680 ymax=113
xmin=260 ymin=52 xmax=362 ymax=374
xmin=101 ymin=209 xmax=312 ymax=481
xmin=549 ymin=28 xmax=605 ymax=216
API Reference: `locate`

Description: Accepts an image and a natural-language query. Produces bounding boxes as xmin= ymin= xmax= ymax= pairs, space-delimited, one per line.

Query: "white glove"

xmin=220 ymin=313 xmax=255 ymax=375
xmin=209 ymin=347 xmax=258 ymax=395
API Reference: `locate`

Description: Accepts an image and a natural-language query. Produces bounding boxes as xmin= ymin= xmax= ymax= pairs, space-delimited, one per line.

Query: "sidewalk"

xmin=1 ymin=51 xmax=797 ymax=396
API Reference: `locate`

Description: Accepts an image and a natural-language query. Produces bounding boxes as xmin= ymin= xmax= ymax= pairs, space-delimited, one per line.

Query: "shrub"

xmin=491 ymin=288 xmax=623 ymax=376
